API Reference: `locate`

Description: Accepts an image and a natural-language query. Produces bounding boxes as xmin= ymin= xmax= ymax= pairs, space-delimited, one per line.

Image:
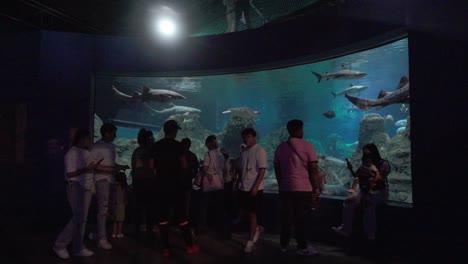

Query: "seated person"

xmin=333 ymin=143 xmax=390 ymax=240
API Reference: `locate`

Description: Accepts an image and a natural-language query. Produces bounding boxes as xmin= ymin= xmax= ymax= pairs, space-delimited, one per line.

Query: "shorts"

xmin=112 ymin=204 xmax=126 ymax=222
xmin=158 ymin=191 xmax=189 ymax=224
xmin=238 ymin=190 xmax=263 ymax=214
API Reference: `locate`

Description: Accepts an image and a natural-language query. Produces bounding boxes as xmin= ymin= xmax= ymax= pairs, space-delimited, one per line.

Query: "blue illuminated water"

xmin=95 ymin=38 xmax=409 ymax=158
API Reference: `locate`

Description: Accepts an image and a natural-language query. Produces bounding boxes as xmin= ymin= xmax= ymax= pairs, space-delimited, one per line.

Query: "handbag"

xmin=202 ymin=150 xmax=224 ymax=192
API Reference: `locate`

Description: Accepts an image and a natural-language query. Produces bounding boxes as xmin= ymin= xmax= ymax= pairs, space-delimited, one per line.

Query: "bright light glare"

xmin=157 ymin=19 xmax=176 ymax=36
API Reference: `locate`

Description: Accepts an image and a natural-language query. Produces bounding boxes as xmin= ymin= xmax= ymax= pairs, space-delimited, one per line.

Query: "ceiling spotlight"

xmin=157 ymin=18 xmax=176 ymax=36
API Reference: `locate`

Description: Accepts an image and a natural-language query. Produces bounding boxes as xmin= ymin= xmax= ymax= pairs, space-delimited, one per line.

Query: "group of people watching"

xmin=52 ymin=118 xmax=389 ymax=259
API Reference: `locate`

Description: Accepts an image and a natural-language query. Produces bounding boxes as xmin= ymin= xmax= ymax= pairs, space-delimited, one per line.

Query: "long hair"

xmin=137 ymin=128 xmax=152 ymax=146
xmin=362 ymin=143 xmax=383 ymax=165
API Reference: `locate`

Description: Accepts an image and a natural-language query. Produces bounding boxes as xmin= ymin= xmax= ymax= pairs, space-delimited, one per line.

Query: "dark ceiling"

xmin=1 ymin=0 xmax=338 ymax=36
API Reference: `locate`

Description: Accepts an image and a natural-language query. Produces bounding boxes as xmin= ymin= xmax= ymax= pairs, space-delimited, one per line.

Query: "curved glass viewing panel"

xmin=93 ymin=38 xmax=411 ymax=204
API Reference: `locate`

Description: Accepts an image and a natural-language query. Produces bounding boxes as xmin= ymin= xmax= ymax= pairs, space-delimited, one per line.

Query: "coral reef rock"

xmin=114 ymin=137 xmax=138 ymax=182
xmin=358 ymin=113 xmax=390 ymax=149
xmin=94 ymin=114 xmax=103 ymax=142
xmin=318 ymin=155 xmax=354 ymax=190
xmin=404 ymin=116 xmax=411 ymax=137
xmin=260 ymin=126 xmax=289 ymax=173
xmin=114 ymin=137 xmax=138 ymax=166
xmin=324 ymin=133 xmax=354 ymax=160
xmin=384 ymin=126 xmax=412 ymax=203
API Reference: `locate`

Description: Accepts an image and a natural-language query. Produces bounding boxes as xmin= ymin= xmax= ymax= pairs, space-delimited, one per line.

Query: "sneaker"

xmin=232 ymin=216 xmax=241 ymax=225
xmin=297 ymin=244 xmax=319 ymax=256
xmin=186 ymin=244 xmax=200 ymax=254
xmin=111 ymin=233 xmax=117 ymax=238
xmin=252 ymin=226 xmax=264 ymax=243
xmin=73 ymin=248 xmax=94 ymax=257
xmin=280 ymin=241 xmax=290 ymax=252
xmin=162 ymin=248 xmax=171 ymax=257
xmin=97 ymin=239 xmax=112 ymax=250
xmin=88 ymin=232 xmax=95 ymax=240
xmin=244 ymin=240 xmax=255 ymax=253
xmin=117 ymin=233 xmax=124 ymax=238
xmin=52 ymin=246 xmax=70 ymax=259
xmin=332 ymin=225 xmax=350 ymax=238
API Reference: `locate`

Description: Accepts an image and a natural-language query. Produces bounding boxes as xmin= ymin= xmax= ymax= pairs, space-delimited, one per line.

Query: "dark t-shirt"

xmin=180 ymin=150 xmax=199 ymax=191
xmin=152 ymin=138 xmax=184 ymax=191
xmin=131 ymin=146 xmax=154 ymax=181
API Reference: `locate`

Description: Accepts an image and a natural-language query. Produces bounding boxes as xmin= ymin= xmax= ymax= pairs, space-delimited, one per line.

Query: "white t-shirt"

xmin=203 ymin=149 xmax=225 ymax=184
xmin=238 ymin=144 xmax=267 ymax=192
xmin=91 ymin=139 xmax=116 ymax=182
xmin=64 ymin=146 xmax=94 ymax=189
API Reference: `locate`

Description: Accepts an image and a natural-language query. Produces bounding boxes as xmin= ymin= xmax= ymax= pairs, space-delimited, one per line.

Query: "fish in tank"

xmin=93 ymin=38 xmax=412 ymax=204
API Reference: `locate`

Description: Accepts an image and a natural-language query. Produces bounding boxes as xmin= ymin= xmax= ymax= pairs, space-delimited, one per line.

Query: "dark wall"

xmin=0 ymin=28 xmax=40 ymax=159
xmin=38 ymin=32 xmax=95 ymax=136
xmin=405 ymin=0 xmax=466 ymax=244
xmin=0 ymin=20 xmax=43 ymax=227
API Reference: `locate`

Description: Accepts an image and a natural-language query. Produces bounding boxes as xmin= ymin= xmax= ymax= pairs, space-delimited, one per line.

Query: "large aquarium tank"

xmin=93 ymin=38 xmax=412 ymax=204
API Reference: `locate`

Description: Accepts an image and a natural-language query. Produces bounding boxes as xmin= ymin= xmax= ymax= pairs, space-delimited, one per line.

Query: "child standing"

xmin=111 ymin=172 xmax=129 ymax=238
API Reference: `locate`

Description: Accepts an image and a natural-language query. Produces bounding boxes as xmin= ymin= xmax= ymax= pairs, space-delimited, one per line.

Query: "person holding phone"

xmin=333 ymin=143 xmax=390 ymax=241
xmin=53 ymin=129 xmax=99 ymax=259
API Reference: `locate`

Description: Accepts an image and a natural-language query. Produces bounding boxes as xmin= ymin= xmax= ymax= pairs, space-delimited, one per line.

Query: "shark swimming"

xmin=345 ymin=76 xmax=410 ymax=110
xmin=143 ymin=103 xmax=201 ymax=116
xmin=331 ymin=84 xmax=368 ymax=99
xmin=311 ymin=66 xmax=367 ymax=83
xmin=112 ymin=85 xmax=186 ymax=103
xmin=222 ymin=107 xmax=261 ymax=119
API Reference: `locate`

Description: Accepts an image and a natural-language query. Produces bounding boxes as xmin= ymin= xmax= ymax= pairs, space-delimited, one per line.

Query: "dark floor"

xmin=0 ymin=176 xmax=462 ymax=264
xmin=2 ymin=221 xmax=421 ymax=264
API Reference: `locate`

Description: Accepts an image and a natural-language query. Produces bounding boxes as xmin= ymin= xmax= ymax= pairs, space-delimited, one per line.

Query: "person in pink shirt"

xmin=274 ymin=119 xmax=322 ymax=256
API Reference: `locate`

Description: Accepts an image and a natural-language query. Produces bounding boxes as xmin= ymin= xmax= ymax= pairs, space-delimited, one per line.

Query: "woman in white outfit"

xmin=53 ymin=129 xmax=100 ymax=259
